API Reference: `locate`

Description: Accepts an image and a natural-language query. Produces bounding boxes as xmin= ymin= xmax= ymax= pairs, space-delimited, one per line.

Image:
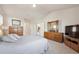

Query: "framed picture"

xmin=12 ymin=19 xmax=21 ymax=26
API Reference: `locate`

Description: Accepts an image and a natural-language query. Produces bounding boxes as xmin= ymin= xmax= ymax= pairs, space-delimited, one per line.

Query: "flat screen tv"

xmin=65 ymin=24 xmax=79 ymax=39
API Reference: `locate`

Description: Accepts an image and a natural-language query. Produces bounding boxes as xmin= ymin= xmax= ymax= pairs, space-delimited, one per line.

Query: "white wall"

xmin=43 ymin=6 xmax=79 ymax=33
xmin=25 ymin=22 xmax=31 ymax=35
xmin=30 ymin=23 xmax=37 ymax=35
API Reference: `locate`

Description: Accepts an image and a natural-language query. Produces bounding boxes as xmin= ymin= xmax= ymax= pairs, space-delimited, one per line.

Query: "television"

xmin=65 ymin=24 xmax=79 ymax=39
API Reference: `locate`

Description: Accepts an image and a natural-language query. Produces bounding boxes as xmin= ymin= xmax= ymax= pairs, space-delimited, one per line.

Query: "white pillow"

xmin=12 ymin=34 xmax=21 ymax=39
xmin=2 ymin=35 xmax=17 ymax=42
xmin=8 ymin=34 xmax=18 ymax=40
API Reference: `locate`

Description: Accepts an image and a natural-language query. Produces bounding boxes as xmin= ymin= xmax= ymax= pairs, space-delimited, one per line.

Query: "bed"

xmin=0 ymin=35 xmax=48 ymax=54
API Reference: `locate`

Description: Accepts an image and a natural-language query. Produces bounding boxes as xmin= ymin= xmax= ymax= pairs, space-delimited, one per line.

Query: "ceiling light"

xmin=33 ymin=4 xmax=36 ymax=7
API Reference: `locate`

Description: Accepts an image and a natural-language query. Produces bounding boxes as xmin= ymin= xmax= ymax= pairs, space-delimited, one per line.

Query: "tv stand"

xmin=64 ymin=35 xmax=79 ymax=53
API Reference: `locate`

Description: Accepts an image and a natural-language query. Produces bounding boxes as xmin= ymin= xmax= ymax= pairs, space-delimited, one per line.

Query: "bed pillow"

xmin=12 ymin=34 xmax=21 ymax=39
xmin=2 ymin=35 xmax=17 ymax=42
xmin=8 ymin=34 xmax=18 ymax=40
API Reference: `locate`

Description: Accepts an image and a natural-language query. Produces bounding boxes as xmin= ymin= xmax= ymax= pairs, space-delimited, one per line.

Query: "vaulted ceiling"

xmin=0 ymin=4 xmax=79 ymax=22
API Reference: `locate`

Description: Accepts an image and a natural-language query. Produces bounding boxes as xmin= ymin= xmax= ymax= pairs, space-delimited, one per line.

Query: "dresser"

xmin=44 ymin=32 xmax=63 ymax=42
xmin=9 ymin=26 xmax=23 ymax=36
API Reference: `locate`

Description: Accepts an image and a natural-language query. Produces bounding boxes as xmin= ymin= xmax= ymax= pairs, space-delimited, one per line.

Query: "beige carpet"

xmin=46 ymin=40 xmax=78 ymax=54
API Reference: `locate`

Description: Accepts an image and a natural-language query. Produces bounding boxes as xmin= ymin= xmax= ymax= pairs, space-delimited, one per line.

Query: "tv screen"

xmin=65 ymin=25 xmax=79 ymax=39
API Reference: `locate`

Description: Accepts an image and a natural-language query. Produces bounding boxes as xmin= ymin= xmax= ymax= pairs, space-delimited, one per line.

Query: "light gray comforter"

xmin=0 ymin=35 xmax=48 ymax=54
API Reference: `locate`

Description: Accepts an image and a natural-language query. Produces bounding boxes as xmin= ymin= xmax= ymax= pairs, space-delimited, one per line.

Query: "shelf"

xmin=66 ymin=38 xmax=78 ymax=44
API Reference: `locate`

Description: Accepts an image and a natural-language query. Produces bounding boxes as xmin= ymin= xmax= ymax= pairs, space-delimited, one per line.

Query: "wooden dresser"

xmin=9 ymin=26 xmax=23 ymax=36
xmin=64 ymin=35 xmax=79 ymax=53
xmin=44 ymin=32 xmax=63 ymax=42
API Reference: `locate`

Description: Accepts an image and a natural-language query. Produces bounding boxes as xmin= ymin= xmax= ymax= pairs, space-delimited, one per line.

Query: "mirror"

xmin=12 ymin=19 xmax=21 ymax=26
xmin=47 ymin=20 xmax=59 ymax=32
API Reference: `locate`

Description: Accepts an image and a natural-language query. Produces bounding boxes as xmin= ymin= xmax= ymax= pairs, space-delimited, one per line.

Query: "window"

xmin=0 ymin=15 xmax=3 ymax=25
